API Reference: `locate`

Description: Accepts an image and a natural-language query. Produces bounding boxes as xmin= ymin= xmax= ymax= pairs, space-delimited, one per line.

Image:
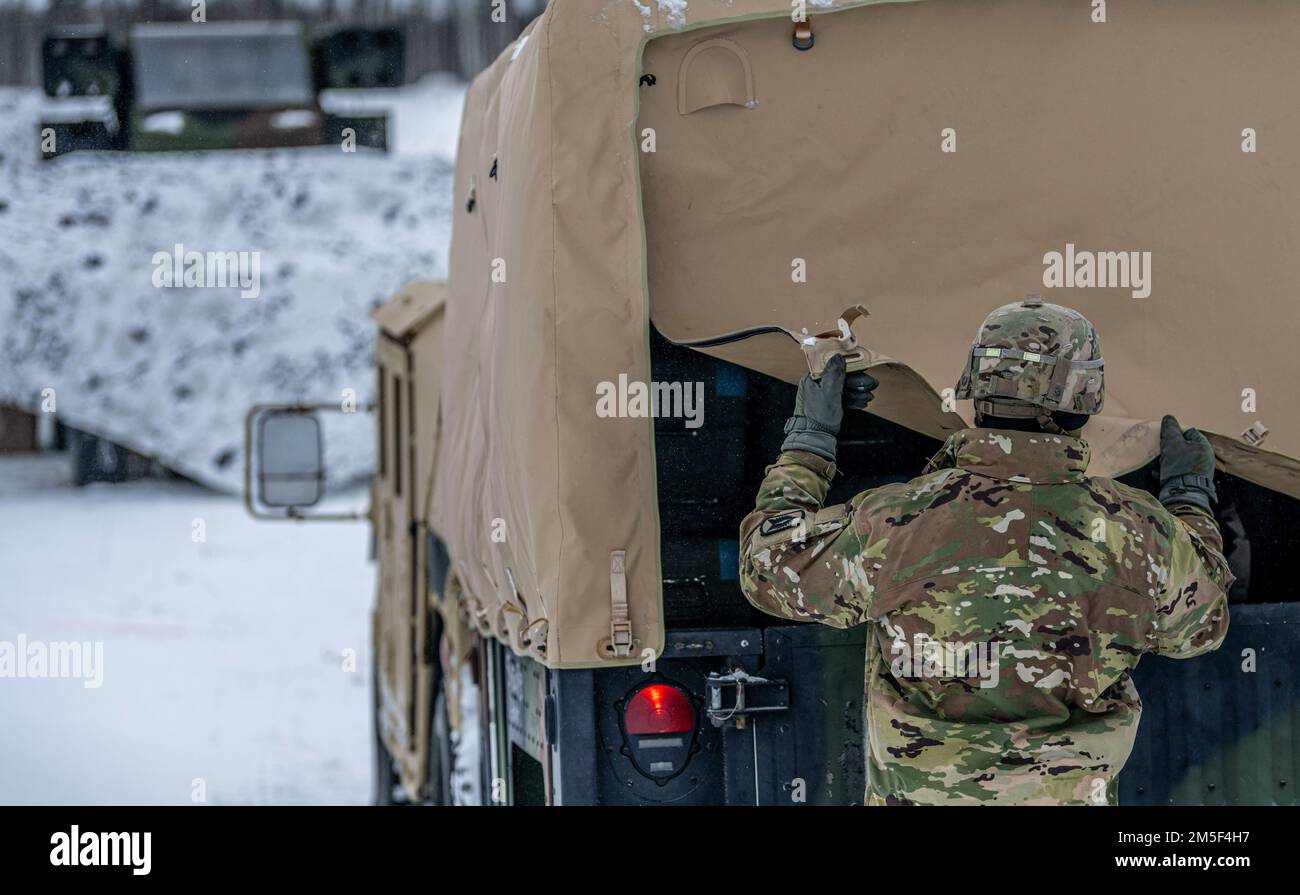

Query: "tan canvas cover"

xmin=437 ymin=0 xmax=1300 ymax=668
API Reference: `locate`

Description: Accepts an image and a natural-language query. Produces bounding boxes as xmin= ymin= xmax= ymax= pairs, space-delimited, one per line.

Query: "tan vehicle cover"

xmin=435 ymin=0 xmax=1300 ymax=668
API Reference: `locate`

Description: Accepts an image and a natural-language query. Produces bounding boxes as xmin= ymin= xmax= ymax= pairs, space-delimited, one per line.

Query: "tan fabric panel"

xmin=640 ymin=0 xmax=1300 ymax=493
xmin=436 ymin=10 xmax=665 ymax=667
xmin=435 ymin=58 xmax=502 ymax=643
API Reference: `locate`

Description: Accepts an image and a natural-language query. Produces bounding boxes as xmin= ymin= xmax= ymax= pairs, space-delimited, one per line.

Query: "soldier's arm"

xmin=737 ymin=450 xmax=873 ymax=628
xmin=1153 ymin=504 xmax=1233 ymax=657
xmin=1151 ymin=416 xmax=1233 ymax=656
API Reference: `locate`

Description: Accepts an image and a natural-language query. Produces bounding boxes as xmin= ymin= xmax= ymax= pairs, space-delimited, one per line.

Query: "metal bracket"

xmin=799 ymin=304 xmax=870 ymax=379
xmin=1242 ymin=420 xmax=1269 ymax=447
xmin=705 ymin=668 xmax=789 ymax=729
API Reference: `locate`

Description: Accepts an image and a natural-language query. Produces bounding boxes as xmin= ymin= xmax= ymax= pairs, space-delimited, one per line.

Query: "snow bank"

xmin=0 ymin=74 xmax=466 ymax=493
xmin=0 ymin=456 xmax=376 ymax=805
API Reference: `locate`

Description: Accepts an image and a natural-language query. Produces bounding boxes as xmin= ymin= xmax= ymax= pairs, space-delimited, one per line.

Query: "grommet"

xmin=792 ymin=21 xmax=814 ymax=51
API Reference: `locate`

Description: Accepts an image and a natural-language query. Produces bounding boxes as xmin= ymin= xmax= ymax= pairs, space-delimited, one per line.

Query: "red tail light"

xmin=624 ymin=683 xmax=695 ymax=735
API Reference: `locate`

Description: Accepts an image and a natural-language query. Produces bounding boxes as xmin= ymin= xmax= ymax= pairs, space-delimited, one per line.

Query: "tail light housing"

xmin=620 ymin=681 xmax=698 ymax=783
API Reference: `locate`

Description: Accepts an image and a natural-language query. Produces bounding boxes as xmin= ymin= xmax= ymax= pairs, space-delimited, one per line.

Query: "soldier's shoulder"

xmin=1087 ymin=475 xmax=1179 ymax=535
xmin=1090 ymin=475 xmax=1159 ymax=508
xmin=851 ymin=467 xmax=965 ymax=515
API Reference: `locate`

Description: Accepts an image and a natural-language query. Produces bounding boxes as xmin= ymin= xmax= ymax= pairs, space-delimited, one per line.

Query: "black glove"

xmin=1158 ymin=414 xmax=1217 ymax=512
xmin=782 ymin=355 xmax=879 ymax=462
xmin=844 ymin=370 xmax=879 ymax=412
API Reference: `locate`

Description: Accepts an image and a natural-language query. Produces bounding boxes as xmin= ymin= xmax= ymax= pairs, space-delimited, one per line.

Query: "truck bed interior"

xmin=650 ymin=324 xmax=1298 ymax=625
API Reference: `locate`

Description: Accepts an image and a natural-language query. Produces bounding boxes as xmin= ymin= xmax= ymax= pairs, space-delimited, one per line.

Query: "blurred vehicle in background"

xmin=39 ymin=20 xmax=404 ymax=159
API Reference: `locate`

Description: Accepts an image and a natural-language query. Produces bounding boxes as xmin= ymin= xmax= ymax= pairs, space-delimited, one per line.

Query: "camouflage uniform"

xmin=739 ymin=431 xmax=1232 ymax=805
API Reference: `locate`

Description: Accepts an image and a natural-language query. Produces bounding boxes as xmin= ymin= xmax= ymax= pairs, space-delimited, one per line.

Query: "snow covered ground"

xmin=0 ymin=454 xmax=377 ymax=805
xmin=0 ymin=73 xmax=466 ymax=493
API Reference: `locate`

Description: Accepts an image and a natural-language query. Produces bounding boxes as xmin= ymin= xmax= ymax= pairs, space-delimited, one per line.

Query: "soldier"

xmin=739 ymin=297 xmax=1232 ymax=805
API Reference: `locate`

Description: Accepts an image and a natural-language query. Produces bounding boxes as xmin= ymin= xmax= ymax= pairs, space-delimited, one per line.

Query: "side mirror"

xmin=258 ymin=411 xmax=324 ymax=508
xmin=245 ymin=404 xmax=370 ymax=521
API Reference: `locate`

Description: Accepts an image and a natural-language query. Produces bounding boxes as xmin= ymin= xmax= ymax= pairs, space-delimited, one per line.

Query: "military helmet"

xmin=954 ymin=295 xmax=1104 ymax=420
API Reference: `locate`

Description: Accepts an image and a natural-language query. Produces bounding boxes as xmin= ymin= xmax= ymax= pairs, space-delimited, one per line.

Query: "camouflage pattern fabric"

xmin=739 ymin=429 xmax=1232 ymax=805
xmin=954 ymin=300 xmax=1105 ymax=415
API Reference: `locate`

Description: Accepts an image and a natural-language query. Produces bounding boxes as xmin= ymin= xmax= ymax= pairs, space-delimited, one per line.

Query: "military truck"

xmin=247 ymin=0 xmax=1300 ymax=805
xmin=39 ymin=20 xmax=403 ymax=160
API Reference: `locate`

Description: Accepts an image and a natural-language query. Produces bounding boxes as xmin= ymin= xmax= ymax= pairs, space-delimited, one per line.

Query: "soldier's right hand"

xmin=1158 ymin=414 xmax=1217 ymax=512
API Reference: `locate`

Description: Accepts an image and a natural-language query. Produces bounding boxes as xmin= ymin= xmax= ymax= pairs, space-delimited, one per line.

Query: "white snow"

xmin=320 ymin=72 xmax=466 ymax=158
xmin=0 ymin=73 xmax=467 ymax=493
xmin=269 ymin=109 xmax=321 ymax=131
xmin=657 ymin=0 xmax=689 ymax=29
xmin=450 ymin=661 xmax=482 ymax=805
xmin=141 ymin=111 xmax=185 ymax=135
xmin=0 ymin=454 xmax=377 ymax=805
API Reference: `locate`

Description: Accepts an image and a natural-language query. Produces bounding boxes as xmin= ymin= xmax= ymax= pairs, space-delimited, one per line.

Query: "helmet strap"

xmin=976 ymin=398 xmax=1068 ymax=435
xmin=974 ymin=398 xmax=1039 ymax=420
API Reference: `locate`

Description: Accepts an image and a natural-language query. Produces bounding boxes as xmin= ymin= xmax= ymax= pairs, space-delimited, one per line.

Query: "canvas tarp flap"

xmin=435 ymin=6 xmax=665 ymax=668
xmin=638 ymin=0 xmax=1300 ymax=498
xmin=435 ymin=0 xmax=1300 ymax=668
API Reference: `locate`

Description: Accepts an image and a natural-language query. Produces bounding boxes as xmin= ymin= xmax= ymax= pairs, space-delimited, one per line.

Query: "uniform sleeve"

xmin=1153 ymin=504 xmax=1233 ymax=657
xmin=737 ymin=450 xmax=873 ymax=628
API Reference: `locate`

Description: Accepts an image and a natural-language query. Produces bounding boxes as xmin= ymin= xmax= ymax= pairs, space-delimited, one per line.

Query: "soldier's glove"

xmin=782 ymin=355 xmax=879 ymax=462
xmin=844 ymin=370 xmax=879 ymax=412
xmin=1158 ymin=414 xmax=1217 ymax=513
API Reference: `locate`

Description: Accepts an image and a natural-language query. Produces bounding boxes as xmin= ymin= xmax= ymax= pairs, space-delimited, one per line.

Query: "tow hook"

xmin=704 ymin=668 xmax=790 ymax=729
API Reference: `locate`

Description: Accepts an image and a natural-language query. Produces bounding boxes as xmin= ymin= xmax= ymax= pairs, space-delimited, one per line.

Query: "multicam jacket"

xmin=739 ymin=428 xmax=1232 ymax=805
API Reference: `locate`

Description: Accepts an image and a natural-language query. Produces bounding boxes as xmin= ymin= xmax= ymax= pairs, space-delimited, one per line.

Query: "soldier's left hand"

xmin=1158 ymin=414 xmax=1217 ymax=511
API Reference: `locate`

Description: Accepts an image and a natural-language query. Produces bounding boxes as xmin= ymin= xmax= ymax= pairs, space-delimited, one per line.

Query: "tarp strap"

xmin=608 ymin=550 xmax=633 ymax=658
